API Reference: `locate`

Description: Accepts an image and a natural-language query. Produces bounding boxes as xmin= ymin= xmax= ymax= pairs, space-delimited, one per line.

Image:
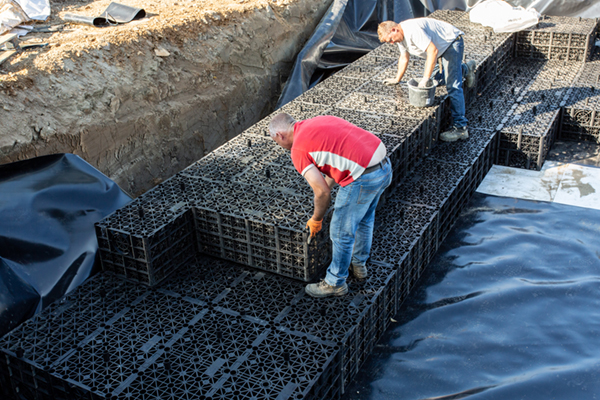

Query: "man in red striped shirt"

xmin=269 ymin=113 xmax=392 ymax=297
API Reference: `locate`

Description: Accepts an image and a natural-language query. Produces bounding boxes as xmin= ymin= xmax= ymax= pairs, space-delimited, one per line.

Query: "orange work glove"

xmin=306 ymin=217 xmax=322 ymax=238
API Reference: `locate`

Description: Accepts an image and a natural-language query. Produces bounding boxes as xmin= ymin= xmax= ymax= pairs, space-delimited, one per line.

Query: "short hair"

xmin=268 ymin=113 xmax=296 ymax=138
xmin=378 ymin=21 xmax=398 ymax=42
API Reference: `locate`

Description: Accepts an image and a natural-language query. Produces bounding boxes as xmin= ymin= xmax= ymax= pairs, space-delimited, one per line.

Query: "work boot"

xmin=350 ymin=264 xmax=368 ymax=279
xmin=440 ymin=126 xmax=469 ymax=142
xmin=465 ymin=60 xmax=476 ymax=88
xmin=305 ymin=280 xmax=348 ymax=298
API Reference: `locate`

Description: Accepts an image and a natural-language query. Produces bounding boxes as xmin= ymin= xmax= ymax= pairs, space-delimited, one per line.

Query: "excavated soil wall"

xmin=0 ymin=0 xmax=331 ymax=195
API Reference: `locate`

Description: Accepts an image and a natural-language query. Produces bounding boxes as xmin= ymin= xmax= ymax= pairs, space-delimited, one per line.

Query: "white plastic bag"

xmin=469 ymin=0 xmax=540 ymax=33
xmin=14 ymin=0 xmax=49 ymax=21
xmin=0 ymin=0 xmax=27 ymax=35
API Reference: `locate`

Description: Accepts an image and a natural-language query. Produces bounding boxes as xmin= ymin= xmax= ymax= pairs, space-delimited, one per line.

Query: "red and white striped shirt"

xmin=291 ymin=116 xmax=383 ymax=187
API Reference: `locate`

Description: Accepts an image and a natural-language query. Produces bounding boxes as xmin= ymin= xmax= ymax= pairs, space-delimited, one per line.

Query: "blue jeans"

xmin=325 ymin=160 xmax=393 ymax=286
xmin=432 ymin=37 xmax=468 ymax=128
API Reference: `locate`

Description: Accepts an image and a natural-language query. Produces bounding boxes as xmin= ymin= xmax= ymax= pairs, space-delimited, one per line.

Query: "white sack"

xmin=470 ymin=0 xmax=540 ymax=33
xmin=0 ymin=0 xmax=27 ymax=35
xmin=14 ymin=0 xmax=49 ymax=20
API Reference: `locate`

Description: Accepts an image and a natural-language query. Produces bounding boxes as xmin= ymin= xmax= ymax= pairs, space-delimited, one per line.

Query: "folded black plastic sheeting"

xmin=62 ymin=2 xmax=146 ymax=26
xmin=278 ymin=0 xmax=427 ymax=107
xmin=277 ymin=0 xmax=600 ymax=107
xmin=0 ymin=154 xmax=131 ymax=337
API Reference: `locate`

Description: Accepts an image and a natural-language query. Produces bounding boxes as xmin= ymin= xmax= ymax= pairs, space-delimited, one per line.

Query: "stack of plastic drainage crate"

xmin=516 ymin=15 xmax=598 ymax=62
xmin=0 ymin=261 xmax=344 ymax=400
xmin=7 ymin=10 xmax=600 ymax=400
xmin=95 ymin=176 xmax=198 ymax=285
xmin=0 ymin=128 xmax=497 ymax=400
xmin=432 ymin=11 xmax=599 ymax=170
xmin=93 ymin=9 xmax=532 ymax=287
xmin=506 ymin=15 xmax=599 ymax=165
xmin=0 ymin=252 xmax=409 ymax=400
xmin=560 ymin=47 xmax=600 ymax=143
xmin=494 ymin=59 xmax=581 ymax=169
xmin=93 ymin=47 xmax=440 ymax=287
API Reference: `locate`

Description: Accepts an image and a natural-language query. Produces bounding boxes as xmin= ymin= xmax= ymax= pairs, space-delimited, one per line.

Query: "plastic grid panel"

xmin=368 ymin=42 xmax=401 ymax=60
xmin=371 ymin=58 xmax=426 ymax=84
xmin=576 ymin=59 xmax=600 ymax=88
xmin=0 ymin=273 xmax=152 ymax=399
xmin=295 ymin=87 xmax=350 ymax=106
xmin=499 ymin=100 xmax=562 ymax=135
xmin=371 ymin=201 xmax=438 ymax=268
xmin=208 ymin=329 xmax=339 ymax=400
xmin=316 ymin=75 xmax=369 ymax=92
xmin=391 ymin=159 xmax=470 ymax=209
xmin=560 ymin=106 xmax=600 ymax=142
xmin=335 ymin=92 xmax=441 ymax=128
xmin=527 ymin=60 xmax=582 ymax=90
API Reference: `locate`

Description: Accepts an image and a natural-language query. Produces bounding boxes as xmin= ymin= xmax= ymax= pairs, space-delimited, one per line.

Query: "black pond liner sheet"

xmin=0 ymin=154 xmax=131 ymax=338
xmin=346 ymin=192 xmax=600 ymax=399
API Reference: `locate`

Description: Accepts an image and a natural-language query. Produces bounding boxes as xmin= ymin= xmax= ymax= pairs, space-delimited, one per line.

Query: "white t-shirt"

xmin=397 ymin=18 xmax=464 ymax=59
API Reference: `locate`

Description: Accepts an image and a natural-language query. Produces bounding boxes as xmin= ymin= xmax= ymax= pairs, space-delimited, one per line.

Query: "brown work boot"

xmin=305 ymin=280 xmax=348 ymax=298
xmin=440 ymin=126 xmax=469 ymax=142
xmin=350 ymin=264 xmax=368 ymax=279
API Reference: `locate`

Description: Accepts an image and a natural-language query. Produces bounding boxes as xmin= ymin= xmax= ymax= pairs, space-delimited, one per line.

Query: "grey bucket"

xmin=407 ymin=78 xmax=437 ymax=107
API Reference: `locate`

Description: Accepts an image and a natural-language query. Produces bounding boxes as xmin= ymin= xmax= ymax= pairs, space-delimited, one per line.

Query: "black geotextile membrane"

xmin=345 ymin=192 xmax=600 ymax=399
xmin=0 ymin=154 xmax=131 ymax=337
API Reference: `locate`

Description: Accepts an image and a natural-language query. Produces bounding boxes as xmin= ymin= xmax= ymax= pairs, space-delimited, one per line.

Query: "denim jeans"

xmin=325 ymin=160 xmax=393 ymax=286
xmin=432 ymin=37 xmax=468 ymax=128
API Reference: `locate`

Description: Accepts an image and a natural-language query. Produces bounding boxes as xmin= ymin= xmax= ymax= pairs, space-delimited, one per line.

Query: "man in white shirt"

xmin=378 ymin=18 xmax=476 ymax=142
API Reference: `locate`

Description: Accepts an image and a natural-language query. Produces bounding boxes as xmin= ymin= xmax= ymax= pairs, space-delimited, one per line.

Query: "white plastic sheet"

xmin=0 ymin=0 xmax=27 ymax=35
xmin=0 ymin=0 xmax=48 ymax=35
xmin=469 ymin=0 xmax=540 ymax=33
xmin=14 ymin=0 xmax=49 ymax=20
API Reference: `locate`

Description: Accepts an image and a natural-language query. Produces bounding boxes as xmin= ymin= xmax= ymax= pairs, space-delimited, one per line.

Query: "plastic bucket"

xmin=407 ymin=78 xmax=437 ymax=107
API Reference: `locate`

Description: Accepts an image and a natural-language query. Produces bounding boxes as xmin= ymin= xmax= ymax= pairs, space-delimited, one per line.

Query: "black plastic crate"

xmin=192 ymin=180 xmax=333 ymax=282
xmin=372 ymin=199 xmax=439 ymax=285
xmin=497 ymin=109 xmax=561 ymax=169
xmin=575 ymin=61 xmax=600 ymax=88
xmin=391 ymin=159 xmax=470 ymax=209
xmin=560 ymin=106 xmax=600 ymax=143
xmin=427 ymin=128 xmax=495 ymax=166
xmin=515 ymin=15 xmax=598 ymax=61
xmin=317 ymin=75 xmax=370 ymax=93
xmin=295 ymin=86 xmax=350 ymax=106
xmin=371 ymin=58 xmax=427 ymax=85
xmin=97 ymin=209 xmax=196 ymax=286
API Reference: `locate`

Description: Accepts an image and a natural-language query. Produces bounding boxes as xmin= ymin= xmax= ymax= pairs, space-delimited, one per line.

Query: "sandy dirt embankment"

xmin=0 ymin=0 xmax=331 ymax=195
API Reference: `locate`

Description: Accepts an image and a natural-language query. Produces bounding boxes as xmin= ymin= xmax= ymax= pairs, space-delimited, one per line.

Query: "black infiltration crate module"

xmin=515 ymin=15 xmax=598 ymax=62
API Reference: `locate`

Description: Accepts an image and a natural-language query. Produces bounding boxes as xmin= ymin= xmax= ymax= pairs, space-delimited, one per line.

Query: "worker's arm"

xmin=420 ymin=41 xmax=438 ymax=87
xmin=324 ymin=175 xmax=337 ymax=190
xmin=304 ymin=167 xmax=331 ymax=221
xmin=384 ymin=51 xmax=410 ymax=85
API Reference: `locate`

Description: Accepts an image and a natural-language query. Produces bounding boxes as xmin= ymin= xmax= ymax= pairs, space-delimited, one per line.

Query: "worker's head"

xmin=378 ymin=21 xmax=403 ymax=44
xmin=269 ymin=113 xmax=296 ymax=150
